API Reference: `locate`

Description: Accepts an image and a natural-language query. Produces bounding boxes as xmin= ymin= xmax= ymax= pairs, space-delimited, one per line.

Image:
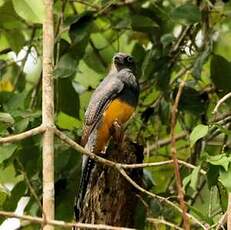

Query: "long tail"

xmin=74 ymin=155 xmax=95 ymax=221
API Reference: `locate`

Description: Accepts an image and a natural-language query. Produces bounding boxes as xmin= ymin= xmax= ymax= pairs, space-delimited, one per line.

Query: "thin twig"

xmin=213 ymin=92 xmax=231 ymax=114
xmin=144 ymin=132 xmax=187 ymax=153
xmin=54 ymin=127 xmax=206 ymax=228
xmin=170 ymin=74 xmax=189 ymax=230
xmin=215 ymin=212 xmax=227 ymax=230
xmin=147 ymin=217 xmax=184 ymax=230
xmin=0 ymin=210 xmax=134 ymax=230
xmin=16 ymin=159 xmax=46 ymax=220
xmin=14 ymin=27 xmax=36 ymax=87
xmin=54 ymin=127 xmax=206 ymax=174
xmin=118 ymin=168 xmax=206 ymax=229
xmin=89 ymin=39 xmax=107 ymax=68
xmin=0 ymin=126 xmax=45 ymax=144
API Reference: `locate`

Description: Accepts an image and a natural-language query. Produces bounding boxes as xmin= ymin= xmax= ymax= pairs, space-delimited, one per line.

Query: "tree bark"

xmin=79 ymin=139 xmax=143 ymax=228
xmin=42 ymin=0 xmax=55 ymax=229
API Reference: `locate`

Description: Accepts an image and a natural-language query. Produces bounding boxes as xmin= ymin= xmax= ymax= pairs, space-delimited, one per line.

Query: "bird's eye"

xmin=126 ymin=56 xmax=133 ymax=63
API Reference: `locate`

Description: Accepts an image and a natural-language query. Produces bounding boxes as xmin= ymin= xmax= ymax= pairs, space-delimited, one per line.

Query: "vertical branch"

xmin=170 ymin=75 xmax=190 ymax=230
xmin=228 ymin=194 xmax=231 ymax=230
xmin=42 ymin=0 xmax=55 ymax=230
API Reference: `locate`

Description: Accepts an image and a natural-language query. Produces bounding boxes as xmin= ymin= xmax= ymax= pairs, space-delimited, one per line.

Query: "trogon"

xmin=74 ymin=52 xmax=139 ymax=220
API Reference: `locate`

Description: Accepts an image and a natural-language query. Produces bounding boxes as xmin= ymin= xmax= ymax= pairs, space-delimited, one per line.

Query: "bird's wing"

xmin=81 ymin=72 xmax=125 ymax=146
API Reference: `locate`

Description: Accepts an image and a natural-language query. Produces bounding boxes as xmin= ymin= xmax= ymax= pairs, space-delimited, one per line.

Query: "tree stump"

xmin=79 ymin=139 xmax=143 ymax=228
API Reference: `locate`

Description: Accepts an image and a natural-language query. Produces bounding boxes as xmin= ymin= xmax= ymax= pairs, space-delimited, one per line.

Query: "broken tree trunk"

xmin=79 ymin=139 xmax=143 ymax=228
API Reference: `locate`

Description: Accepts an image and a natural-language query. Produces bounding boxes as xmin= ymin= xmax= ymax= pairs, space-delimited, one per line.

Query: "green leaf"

xmin=131 ymin=15 xmax=158 ymax=32
xmin=0 ymin=185 xmax=9 ymax=208
xmin=83 ymin=45 xmax=106 ymax=74
xmin=56 ymin=112 xmax=81 ymax=130
xmin=68 ymin=12 xmax=94 ymax=44
xmin=190 ymin=165 xmax=200 ymax=190
xmin=56 ymin=78 xmax=80 ymax=118
xmin=207 ymin=165 xmax=219 ymax=188
xmin=217 ymin=182 xmax=228 ymax=212
xmin=207 ymin=154 xmax=231 ymax=171
xmin=177 ymin=86 xmax=208 ymax=115
xmin=18 ymin=139 xmax=41 ymax=177
xmin=3 ymin=181 xmax=26 ymax=211
xmin=0 ymin=0 xmax=4 ymax=7
xmin=0 ymin=144 xmax=17 ymax=164
xmin=0 ymin=1 xmax=25 ymax=30
xmin=219 ymin=167 xmax=231 ymax=191
xmin=192 ymin=44 xmax=212 ymax=79
xmin=54 ymin=53 xmax=77 ymax=79
xmin=12 ymin=0 xmax=44 ymax=24
xmin=5 ymin=29 xmax=25 ymax=53
xmin=183 ymin=174 xmax=191 ymax=189
xmin=190 ymin=124 xmax=208 ymax=147
xmin=171 ymin=3 xmax=201 ymax=24
xmin=210 ymin=54 xmax=231 ymax=92
xmin=0 ymin=112 xmax=15 ymax=128
xmin=160 ymin=34 xmax=175 ymax=48
xmin=189 ymin=205 xmax=213 ymax=224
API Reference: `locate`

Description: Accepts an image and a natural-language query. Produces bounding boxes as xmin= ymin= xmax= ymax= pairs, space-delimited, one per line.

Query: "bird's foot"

xmin=111 ymin=120 xmax=124 ymax=144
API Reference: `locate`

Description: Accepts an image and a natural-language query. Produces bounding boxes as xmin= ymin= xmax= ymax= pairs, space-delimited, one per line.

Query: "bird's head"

xmin=113 ymin=53 xmax=136 ymax=72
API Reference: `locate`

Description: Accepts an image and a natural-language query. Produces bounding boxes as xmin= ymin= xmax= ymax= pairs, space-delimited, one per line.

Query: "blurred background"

xmin=0 ymin=0 xmax=231 ymax=229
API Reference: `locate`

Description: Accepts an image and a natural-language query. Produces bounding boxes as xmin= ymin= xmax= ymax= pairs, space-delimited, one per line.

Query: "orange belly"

xmin=94 ymin=98 xmax=135 ymax=153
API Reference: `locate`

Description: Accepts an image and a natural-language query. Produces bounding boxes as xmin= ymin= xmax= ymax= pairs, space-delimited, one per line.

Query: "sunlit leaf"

xmin=190 ymin=165 xmax=200 ymax=190
xmin=0 ymin=112 xmax=15 ymax=127
xmin=12 ymin=0 xmax=44 ymax=24
xmin=56 ymin=112 xmax=81 ymax=130
xmin=0 ymin=144 xmax=17 ymax=164
xmin=207 ymin=154 xmax=231 ymax=171
xmin=0 ymin=80 xmax=14 ymax=92
xmin=219 ymin=167 xmax=231 ymax=192
xmin=190 ymin=124 xmax=208 ymax=147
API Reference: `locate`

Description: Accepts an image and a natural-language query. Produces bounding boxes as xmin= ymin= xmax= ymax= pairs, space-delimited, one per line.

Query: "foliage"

xmin=0 ymin=0 xmax=231 ymax=229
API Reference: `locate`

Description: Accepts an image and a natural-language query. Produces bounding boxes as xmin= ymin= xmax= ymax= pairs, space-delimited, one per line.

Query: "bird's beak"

xmin=113 ymin=55 xmax=123 ymax=65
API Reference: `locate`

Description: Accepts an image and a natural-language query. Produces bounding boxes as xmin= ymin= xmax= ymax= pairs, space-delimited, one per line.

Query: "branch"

xmin=14 ymin=27 xmax=36 ymax=87
xmin=213 ymin=92 xmax=231 ymax=114
xmin=89 ymin=39 xmax=107 ymax=68
xmin=228 ymin=193 xmax=231 ymax=230
xmin=144 ymin=132 xmax=187 ymax=152
xmin=118 ymin=168 xmax=206 ymax=229
xmin=210 ymin=111 xmax=231 ymax=123
xmin=0 ymin=210 xmax=134 ymax=230
xmin=122 ymin=159 xmax=206 ymax=175
xmin=42 ymin=0 xmax=55 ymax=229
xmin=170 ymin=76 xmax=189 ymax=230
xmin=54 ymin=128 xmax=206 ymax=175
xmin=147 ymin=217 xmax=183 ymax=230
xmin=54 ymin=128 xmax=118 ymax=167
xmin=215 ymin=212 xmax=227 ymax=230
xmin=0 ymin=126 xmax=45 ymax=144
xmin=54 ymin=127 xmax=206 ymax=228
xmin=16 ymin=159 xmax=46 ymax=219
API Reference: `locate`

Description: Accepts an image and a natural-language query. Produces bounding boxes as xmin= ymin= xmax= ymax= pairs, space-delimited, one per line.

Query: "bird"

xmin=74 ymin=52 xmax=139 ymax=221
